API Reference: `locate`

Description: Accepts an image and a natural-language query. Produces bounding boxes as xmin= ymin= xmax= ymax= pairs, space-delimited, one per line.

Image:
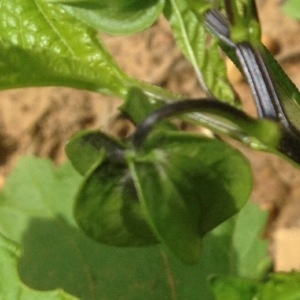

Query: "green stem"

xmin=132 ymin=99 xmax=280 ymax=150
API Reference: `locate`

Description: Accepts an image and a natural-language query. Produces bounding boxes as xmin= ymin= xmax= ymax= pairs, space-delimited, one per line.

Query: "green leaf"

xmin=73 ymin=125 xmax=253 ymax=264
xmin=74 ymin=126 xmax=252 ymax=264
xmin=0 ymin=157 xmax=268 ymax=299
xmin=210 ymin=276 xmax=260 ymax=300
xmin=209 ymin=201 xmax=271 ymax=300
xmin=0 ymin=0 xmax=179 ymax=101
xmin=49 ymin=0 xmax=165 ymax=35
xmin=0 ymin=158 xmax=81 ymax=236
xmin=259 ymin=273 xmax=300 ymax=300
xmin=65 ymin=130 xmax=125 ymax=175
xmin=120 ymin=87 xmax=165 ymax=124
xmin=164 ymin=0 xmax=238 ymax=105
xmin=233 ymin=197 xmax=271 ymax=279
xmin=0 ymin=157 xmax=167 ymax=299
xmin=210 ymin=272 xmax=300 ymax=300
xmin=0 ymin=223 xmax=77 ymax=299
xmin=75 ymin=158 xmax=159 ymax=246
xmin=283 ymin=0 xmax=300 ymax=20
xmin=170 ymin=200 xmax=270 ymax=299
xmin=0 ymin=0 xmax=131 ymax=95
xmin=209 ymin=200 xmax=272 ymax=299
xmin=128 ymin=130 xmax=253 ymax=263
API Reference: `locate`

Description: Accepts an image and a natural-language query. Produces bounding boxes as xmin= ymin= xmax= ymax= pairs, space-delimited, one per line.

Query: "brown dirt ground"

xmin=0 ymin=0 xmax=299 ymax=271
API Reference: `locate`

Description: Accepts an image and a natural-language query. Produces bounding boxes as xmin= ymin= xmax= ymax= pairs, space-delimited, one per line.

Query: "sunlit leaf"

xmin=164 ymin=0 xmax=238 ymax=104
xmin=49 ymin=0 xmax=165 ymax=35
xmin=0 ymin=0 xmax=130 ymax=95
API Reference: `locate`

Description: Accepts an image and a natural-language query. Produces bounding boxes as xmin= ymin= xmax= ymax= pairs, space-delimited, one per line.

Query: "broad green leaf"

xmin=0 ymin=228 xmax=77 ymax=299
xmin=168 ymin=200 xmax=270 ymax=299
xmin=164 ymin=0 xmax=238 ymax=105
xmin=0 ymin=158 xmax=81 ymax=236
xmin=0 ymin=157 xmax=168 ymax=299
xmin=49 ymin=0 xmax=165 ymax=35
xmin=128 ymin=131 xmax=253 ymax=263
xmin=0 ymin=157 xmax=268 ymax=299
xmin=0 ymin=0 xmax=131 ymax=95
xmin=74 ymin=126 xmax=252 ymax=263
xmin=65 ymin=130 xmax=125 ymax=175
xmin=233 ymin=201 xmax=271 ymax=279
xmin=0 ymin=0 xmax=179 ymax=101
xmin=75 ymin=158 xmax=159 ymax=246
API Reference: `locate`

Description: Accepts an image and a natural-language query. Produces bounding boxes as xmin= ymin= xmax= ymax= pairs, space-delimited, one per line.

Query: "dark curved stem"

xmin=205 ymin=9 xmax=300 ymax=137
xmin=132 ymin=98 xmax=258 ymax=149
xmin=204 ymin=9 xmax=300 ymax=166
xmin=205 ymin=10 xmax=234 ymax=47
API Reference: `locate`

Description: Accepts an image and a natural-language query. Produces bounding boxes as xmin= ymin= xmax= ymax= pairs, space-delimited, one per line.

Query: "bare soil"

xmin=0 ymin=0 xmax=299 ymax=271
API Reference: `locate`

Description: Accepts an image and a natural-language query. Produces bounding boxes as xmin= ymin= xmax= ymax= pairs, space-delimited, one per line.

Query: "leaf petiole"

xmin=132 ymin=98 xmax=280 ymax=150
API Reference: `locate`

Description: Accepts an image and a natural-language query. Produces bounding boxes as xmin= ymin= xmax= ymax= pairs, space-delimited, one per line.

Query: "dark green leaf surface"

xmin=0 ymin=233 xmax=77 ymax=300
xmin=75 ymin=159 xmax=159 ymax=246
xmin=128 ymin=131 xmax=253 ymax=263
xmin=65 ymin=130 xmax=125 ymax=175
xmin=50 ymin=0 xmax=165 ymax=35
xmin=75 ymin=127 xmax=252 ymax=263
xmin=0 ymin=157 xmax=269 ymax=299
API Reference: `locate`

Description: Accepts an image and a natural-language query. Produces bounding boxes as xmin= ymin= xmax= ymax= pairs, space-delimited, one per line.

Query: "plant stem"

xmin=132 ymin=98 xmax=279 ymax=150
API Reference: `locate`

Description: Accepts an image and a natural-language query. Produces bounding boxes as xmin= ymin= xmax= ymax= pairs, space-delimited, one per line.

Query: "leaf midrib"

xmin=34 ymin=0 xmax=77 ymax=57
